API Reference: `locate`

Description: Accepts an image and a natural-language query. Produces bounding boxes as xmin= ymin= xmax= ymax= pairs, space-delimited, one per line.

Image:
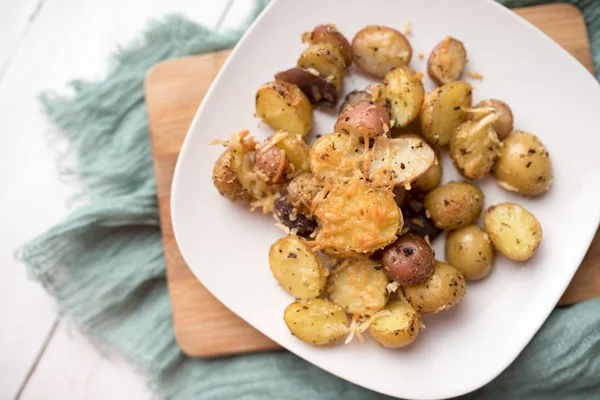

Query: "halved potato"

xmin=427 ymin=36 xmax=467 ymax=85
xmin=412 ymin=153 xmax=442 ymax=192
xmin=339 ymin=90 xmax=372 ymax=113
xmin=334 ymin=100 xmax=391 ymax=140
xmin=378 ymin=66 xmax=424 ymax=128
xmin=368 ymin=299 xmax=423 ymax=348
xmin=483 ymin=203 xmax=542 ymax=261
xmin=467 ymin=99 xmax=514 ymax=140
xmin=212 ymin=148 xmax=251 ymax=204
xmin=420 ymin=81 xmax=472 ymax=146
xmin=286 ymin=173 xmax=323 ymax=214
xmin=284 ymin=298 xmax=348 ymax=345
xmin=269 ymin=236 xmax=328 ymax=298
xmin=297 ymin=43 xmax=346 ymax=89
xmin=368 ymin=134 xmax=435 ymax=188
xmin=275 ymin=68 xmax=337 ymax=107
xmin=309 ymin=132 xmax=363 ymax=183
xmin=352 ymin=25 xmax=412 ymax=77
xmin=256 ymin=81 xmax=313 ymax=136
xmin=304 ymin=24 xmax=353 ymax=66
xmin=327 ymin=259 xmax=389 ymax=316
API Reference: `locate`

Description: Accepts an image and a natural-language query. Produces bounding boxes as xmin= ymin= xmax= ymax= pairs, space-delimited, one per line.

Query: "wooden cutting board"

xmin=145 ymin=3 xmax=599 ymax=358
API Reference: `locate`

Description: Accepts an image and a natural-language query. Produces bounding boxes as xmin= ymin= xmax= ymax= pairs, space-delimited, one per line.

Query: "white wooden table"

xmin=0 ymin=1 xmax=251 ymax=398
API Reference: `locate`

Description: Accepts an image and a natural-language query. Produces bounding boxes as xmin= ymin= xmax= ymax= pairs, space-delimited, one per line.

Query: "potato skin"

xmin=412 ymin=154 xmax=442 ymax=192
xmin=424 ymin=181 xmax=484 ymax=230
xmin=403 ymin=261 xmax=466 ymax=314
xmin=468 ymin=99 xmax=513 ymax=140
xmin=297 ymin=43 xmax=346 ymax=89
xmin=212 ymin=149 xmax=251 ymax=203
xmin=382 ymin=233 xmax=435 ymax=286
xmin=274 ymin=196 xmax=318 ymax=238
xmin=286 ymin=173 xmax=323 ymax=215
xmin=284 ymin=299 xmax=348 ymax=345
xmin=445 ymin=225 xmax=494 ymax=280
xmin=449 ymin=117 xmax=502 ymax=180
xmin=401 ymin=191 xmax=443 ymax=240
xmin=352 ymin=25 xmax=412 ymax=78
xmin=483 ymin=203 xmax=542 ymax=261
xmin=493 ymin=131 xmax=553 ymax=196
xmin=368 ymin=299 xmax=423 ymax=348
xmin=379 ymin=66 xmax=425 ymax=128
xmin=308 ymin=24 xmax=353 ymax=66
xmin=339 ymin=90 xmax=372 ymax=113
xmin=334 ymin=100 xmax=391 ymax=140
xmin=254 ymin=144 xmax=290 ymax=185
xmin=256 ymin=81 xmax=313 ymax=136
xmin=427 ymin=36 xmax=467 ymax=85
xmin=275 ymin=68 xmax=337 ymax=107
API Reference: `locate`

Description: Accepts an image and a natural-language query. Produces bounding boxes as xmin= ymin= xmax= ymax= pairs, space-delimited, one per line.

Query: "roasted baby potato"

xmin=254 ymin=132 xmax=310 ymax=185
xmin=284 ymin=298 xmax=348 ymax=345
xmin=270 ymin=236 xmax=328 ymax=298
xmin=297 ymin=43 xmax=346 ymax=89
xmin=368 ymin=299 xmax=423 ymax=348
xmin=286 ymin=173 xmax=323 ymax=215
xmin=403 ymin=261 xmax=466 ymax=314
xmin=493 ymin=131 xmax=553 ymax=196
xmin=467 ymin=99 xmax=514 ymax=140
xmin=401 ymin=191 xmax=442 ymax=240
xmin=256 ymin=81 xmax=313 ymax=136
xmin=313 ymin=179 xmax=402 ymax=255
xmin=382 ymin=233 xmax=435 ymax=286
xmin=352 ymin=25 xmax=412 ymax=78
xmin=427 ymin=36 xmax=467 ymax=85
xmin=304 ymin=24 xmax=353 ymax=66
xmin=309 ymin=132 xmax=362 ymax=183
xmin=420 ymin=81 xmax=472 ymax=146
xmin=335 ymin=100 xmax=391 ymax=140
xmin=378 ymin=66 xmax=424 ymax=128
xmin=339 ymin=90 xmax=372 ymax=113
xmin=275 ymin=68 xmax=337 ymax=107
xmin=327 ymin=259 xmax=389 ymax=316
xmin=254 ymin=143 xmax=290 ymax=185
xmin=445 ymin=225 xmax=494 ymax=280
xmin=483 ymin=203 xmax=542 ymax=261
xmin=449 ymin=114 xmax=502 ymax=179
xmin=424 ymin=181 xmax=484 ymax=230
xmin=368 ymin=135 xmax=436 ymax=188
xmin=412 ymin=150 xmax=442 ymax=192
xmin=274 ymin=196 xmax=318 ymax=238
xmin=212 ymin=148 xmax=251 ymax=204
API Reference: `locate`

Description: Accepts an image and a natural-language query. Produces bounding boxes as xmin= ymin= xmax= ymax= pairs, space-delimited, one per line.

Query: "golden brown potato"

xmin=483 ymin=203 xmax=542 ymax=261
xmin=313 ymin=178 xmax=402 ymax=255
xmin=275 ymin=68 xmax=337 ymax=107
xmin=427 ymin=36 xmax=467 ymax=85
xmin=256 ymin=81 xmax=313 ymax=136
xmin=445 ymin=225 xmax=494 ymax=280
xmin=309 ymin=132 xmax=362 ymax=183
xmin=403 ymin=261 xmax=466 ymax=314
xmin=212 ymin=148 xmax=252 ymax=204
xmin=368 ymin=299 xmax=423 ymax=348
xmin=304 ymin=24 xmax=353 ymax=67
xmin=286 ymin=173 xmax=323 ymax=214
xmin=412 ymin=156 xmax=442 ymax=192
xmin=335 ymin=100 xmax=391 ymax=140
xmin=339 ymin=90 xmax=372 ymax=113
xmin=297 ymin=43 xmax=346 ymax=89
xmin=269 ymin=236 xmax=328 ymax=298
xmin=284 ymin=299 xmax=348 ymax=345
xmin=449 ymin=114 xmax=502 ymax=180
xmin=378 ymin=66 xmax=424 ymax=128
xmin=382 ymin=233 xmax=435 ymax=286
xmin=368 ymin=135 xmax=436 ymax=188
xmin=424 ymin=182 xmax=484 ymax=230
xmin=327 ymin=259 xmax=389 ymax=316
xmin=467 ymin=99 xmax=514 ymax=140
xmin=420 ymin=81 xmax=472 ymax=146
xmin=352 ymin=25 xmax=412 ymax=78
xmin=493 ymin=131 xmax=553 ymax=196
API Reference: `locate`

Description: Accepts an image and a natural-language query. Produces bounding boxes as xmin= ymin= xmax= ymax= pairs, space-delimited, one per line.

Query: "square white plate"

xmin=171 ymin=0 xmax=600 ymax=398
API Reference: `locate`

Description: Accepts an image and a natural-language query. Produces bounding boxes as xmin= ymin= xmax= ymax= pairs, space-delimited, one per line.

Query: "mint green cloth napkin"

xmin=18 ymin=1 xmax=600 ymax=399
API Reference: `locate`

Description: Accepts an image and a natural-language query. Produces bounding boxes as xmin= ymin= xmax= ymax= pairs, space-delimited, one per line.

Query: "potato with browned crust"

xmin=335 ymin=100 xmax=391 ymax=140
xmin=303 ymin=24 xmax=353 ymax=67
xmin=368 ymin=299 xmax=424 ymax=348
xmin=212 ymin=148 xmax=251 ymax=204
xmin=256 ymin=81 xmax=313 ymax=136
xmin=445 ymin=225 xmax=494 ymax=281
xmin=467 ymin=99 xmax=514 ymax=140
xmin=483 ymin=203 xmax=542 ymax=261
xmin=309 ymin=132 xmax=363 ymax=183
xmin=382 ymin=233 xmax=435 ymax=286
xmin=403 ymin=261 xmax=466 ymax=314
xmin=424 ymin=181 xmax=484 ymax=230
xmin=286 ymin=173 xmax=323 ymax=215
xmin=427 ymin=36 xmax=467 ymax=85
xmin=493 ymin=131 xmax=553 ymax=196
xmin=284 ymin=299 xmax=348 ymax=345
xmin=352 ymin=25 xmax=412 ymax=78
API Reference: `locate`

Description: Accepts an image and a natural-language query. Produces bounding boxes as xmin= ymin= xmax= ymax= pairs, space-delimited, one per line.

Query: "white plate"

xmin=171 ymin=0 xmax=600 ymax=398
